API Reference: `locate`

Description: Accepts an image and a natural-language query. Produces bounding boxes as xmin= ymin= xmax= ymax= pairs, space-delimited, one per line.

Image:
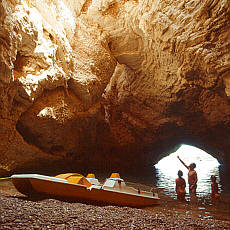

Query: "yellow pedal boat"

xmin=11 ymin=173 xmax=159 ymax=207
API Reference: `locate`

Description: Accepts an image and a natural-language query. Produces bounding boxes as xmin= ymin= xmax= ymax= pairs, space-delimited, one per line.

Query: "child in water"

xmin=210 ymin=175 xmax=220 ymax=199
xmin=176 ymin=170 xmax=186 ymax=200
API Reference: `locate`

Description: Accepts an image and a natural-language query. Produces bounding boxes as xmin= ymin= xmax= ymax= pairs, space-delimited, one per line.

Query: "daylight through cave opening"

xmin=154 ymin=144 xmax=221 ymax=197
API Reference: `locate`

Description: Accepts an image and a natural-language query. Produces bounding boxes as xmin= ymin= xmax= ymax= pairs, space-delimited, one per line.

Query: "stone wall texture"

xmin=0 ymin=0 xmax=230 ymax=176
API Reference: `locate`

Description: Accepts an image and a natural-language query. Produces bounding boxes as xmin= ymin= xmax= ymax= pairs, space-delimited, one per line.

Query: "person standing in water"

xmin=176 ymin=170 xmax=186 ymax=200
xmin=210 ymin=175 xmax=220 ymax=199
xmin=177 ymin=156 xmax=198 ymax=195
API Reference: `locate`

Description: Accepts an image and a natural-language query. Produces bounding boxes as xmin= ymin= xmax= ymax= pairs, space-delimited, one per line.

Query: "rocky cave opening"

xmin=154 ymin=144 xmax=221 ymax=196
xmin=1 ymin=1 xmax=230 ymax=227
xmin=0 ymin=0 xmax=230 ymax=181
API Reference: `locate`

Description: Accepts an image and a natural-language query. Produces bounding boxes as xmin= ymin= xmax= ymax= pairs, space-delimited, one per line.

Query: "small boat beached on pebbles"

xmin=11 ymin=173 xmax=159 ymax=207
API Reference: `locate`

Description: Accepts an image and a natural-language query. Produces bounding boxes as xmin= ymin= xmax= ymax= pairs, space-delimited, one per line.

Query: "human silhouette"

xmin=210 ymin=175 xmax=220 ymax=199
xmin=176 ymin=170 xmax=186 ymax=201
xmin=177 ymin=156 xmax=197 ymax=195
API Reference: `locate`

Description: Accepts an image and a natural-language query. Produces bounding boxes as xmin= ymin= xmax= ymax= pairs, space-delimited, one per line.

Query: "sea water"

xmin=147 ymin=144 xmax=230 ymax=221
xmin=154 ymin=144 xmax=221 ymax=197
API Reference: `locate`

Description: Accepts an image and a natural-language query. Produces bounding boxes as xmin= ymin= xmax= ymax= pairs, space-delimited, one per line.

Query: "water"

xmin=154 ymin=144 xmax=221 ymax=198
xmin=150 ymin=144 xmax=230 ymax=221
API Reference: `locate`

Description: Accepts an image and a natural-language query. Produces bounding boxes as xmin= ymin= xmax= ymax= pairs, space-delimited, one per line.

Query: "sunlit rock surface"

xmin=0 ymin=0 xmax=230 ymax=176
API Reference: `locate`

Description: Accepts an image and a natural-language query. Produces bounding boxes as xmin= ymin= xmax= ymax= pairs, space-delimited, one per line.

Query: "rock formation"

xmin=0 ymin=0 xmax=230 ymax=176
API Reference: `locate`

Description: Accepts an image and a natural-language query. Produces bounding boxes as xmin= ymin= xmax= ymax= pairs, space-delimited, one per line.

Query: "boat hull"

xmin=12 ymin=177 xmax=35 ymax=196
xmin=11 ymin=175 xmax=159 ymax=207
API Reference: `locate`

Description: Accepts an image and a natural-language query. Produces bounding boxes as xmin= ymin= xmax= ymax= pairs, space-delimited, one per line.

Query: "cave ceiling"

xmin=0 ymin=0 xmax=230 ymax=176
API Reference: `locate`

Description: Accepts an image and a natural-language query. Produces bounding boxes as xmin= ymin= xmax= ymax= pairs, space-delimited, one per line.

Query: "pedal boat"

xmin=11 ymin=173 xmax=159 ymax=207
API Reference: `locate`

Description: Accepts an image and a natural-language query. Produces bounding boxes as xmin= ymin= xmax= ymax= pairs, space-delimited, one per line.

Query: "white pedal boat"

xmin=11 ymin=173 xmax=159 ymax=207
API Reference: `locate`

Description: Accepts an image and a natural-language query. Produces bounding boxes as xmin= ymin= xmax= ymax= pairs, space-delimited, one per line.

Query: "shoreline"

xmin=0 ymin=180 xmax=229 ymax=229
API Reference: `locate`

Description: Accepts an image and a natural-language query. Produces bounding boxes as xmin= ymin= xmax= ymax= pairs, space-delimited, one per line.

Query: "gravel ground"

xmin=0 ymin=192 xmax=229 ymax=230
xmin=0 ymin=180 xmax=229 ymax=230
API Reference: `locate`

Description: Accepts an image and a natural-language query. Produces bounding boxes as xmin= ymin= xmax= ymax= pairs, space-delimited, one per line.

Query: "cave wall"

xmin=0 ymin=0 xmax=230 ymax=176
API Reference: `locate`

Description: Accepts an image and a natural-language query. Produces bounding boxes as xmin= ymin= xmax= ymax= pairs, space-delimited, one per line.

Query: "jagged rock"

xmin=0 ymin=0 xmax=230 ymax=175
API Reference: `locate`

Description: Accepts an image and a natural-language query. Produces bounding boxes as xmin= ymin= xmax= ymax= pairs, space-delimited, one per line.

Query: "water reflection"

xmin=154 ymin=144 xmax=220 ymax=197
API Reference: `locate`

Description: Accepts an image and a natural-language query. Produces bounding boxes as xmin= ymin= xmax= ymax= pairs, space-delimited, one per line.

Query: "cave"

xmin=0 ymin=0 xmax=230 ymax=179
xmin=1 ymin=1 xmax=230 ymax=228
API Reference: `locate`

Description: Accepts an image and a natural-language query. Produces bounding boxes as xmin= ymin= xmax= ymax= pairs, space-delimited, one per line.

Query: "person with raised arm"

xmin=177 ymin=155 xmax=198 ymax=195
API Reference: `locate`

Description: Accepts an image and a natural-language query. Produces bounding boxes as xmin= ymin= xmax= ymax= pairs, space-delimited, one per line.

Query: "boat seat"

xmin=55 ymin=173 xmax=92 ymax=187
xmin=86 ymin=173 xmax=100 ymax=185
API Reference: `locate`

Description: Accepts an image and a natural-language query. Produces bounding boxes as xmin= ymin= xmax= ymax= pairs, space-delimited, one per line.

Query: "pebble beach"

xmin=0 ymin=180 xmax=229 ymax=230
